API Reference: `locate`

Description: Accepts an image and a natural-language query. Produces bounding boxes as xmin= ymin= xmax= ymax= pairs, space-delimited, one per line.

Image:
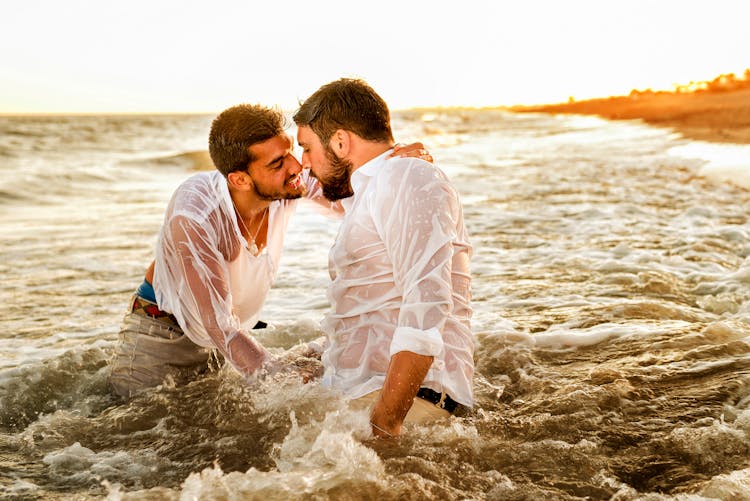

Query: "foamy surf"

xmin=2 ymin=111 xmax=750 ymax=499
xmin=669 ymin=141 xmax=750 ymax=189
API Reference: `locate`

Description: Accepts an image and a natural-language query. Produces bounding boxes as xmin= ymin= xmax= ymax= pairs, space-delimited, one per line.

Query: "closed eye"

xmin=267 ymin=153 xmax=287 ymax=170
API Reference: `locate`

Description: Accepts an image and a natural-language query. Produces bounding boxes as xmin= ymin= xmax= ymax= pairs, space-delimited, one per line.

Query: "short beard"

xmin=251 ymin=175 xmax=306 ymax=202
xmin=321 ymin=146 xmax=354 ymax=201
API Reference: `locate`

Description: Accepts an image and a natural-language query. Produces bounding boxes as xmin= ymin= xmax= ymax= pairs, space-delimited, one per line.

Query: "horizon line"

xmin=0 ymin=104 xmax=519 ymax=117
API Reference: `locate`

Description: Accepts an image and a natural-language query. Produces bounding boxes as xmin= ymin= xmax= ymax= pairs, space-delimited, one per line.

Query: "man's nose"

xmin=287 ymin=156 xmax=302 ymax=174
xmin=300 ymin=151 xmax=311 ymax=169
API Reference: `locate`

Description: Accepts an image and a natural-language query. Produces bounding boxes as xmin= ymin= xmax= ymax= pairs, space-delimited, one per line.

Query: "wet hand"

xmin=293 ymin=357 xmax=324 ymax=383
xmin=261 ymin=345 xmax=324 ymax=383
xmin=303 ymin=336 xmax=326 ymax=359
xmin=390 ymin=142 xmax=434 ymax=164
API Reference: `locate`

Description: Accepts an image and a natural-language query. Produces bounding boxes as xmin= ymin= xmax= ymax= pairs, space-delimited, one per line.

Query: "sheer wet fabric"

xmin=321 ymin=151 xmax=474 ymax=407
xmin=152 ymin=170 xmax=332 ymax=375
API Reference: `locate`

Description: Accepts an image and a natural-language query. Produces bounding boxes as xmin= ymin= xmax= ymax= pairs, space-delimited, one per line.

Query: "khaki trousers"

xmin=352 ymin=389 xmax=451 ymax=424
xmin=109 ymin=310 xmax=211 ymax=398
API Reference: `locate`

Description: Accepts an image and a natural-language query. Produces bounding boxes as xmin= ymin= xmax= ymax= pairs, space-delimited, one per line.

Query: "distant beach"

xmin=512 ymin=76 xmax=750 ymax=145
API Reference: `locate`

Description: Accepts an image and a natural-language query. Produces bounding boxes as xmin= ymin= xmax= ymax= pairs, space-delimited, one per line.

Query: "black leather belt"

xmin=416 ymin=387 xmax=460 ymax=414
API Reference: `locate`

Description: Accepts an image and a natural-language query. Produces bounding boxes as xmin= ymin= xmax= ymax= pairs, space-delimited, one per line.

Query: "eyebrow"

xmin=265 ymin=152 xmax=286 ymax=168
xmin=265 ymin=137 xmax=294 ymax=167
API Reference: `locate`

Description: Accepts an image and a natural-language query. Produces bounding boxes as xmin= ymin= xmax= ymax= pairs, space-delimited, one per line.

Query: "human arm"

xmin=145 ymin=260 xmax=155 ymax=283
xmin=166 ymin=215 xmax=274 ymax=376
xmin=370 ymin=351 xmax=433 ymax=437
xmin=369 ymin=162 xmax=461 ymax=436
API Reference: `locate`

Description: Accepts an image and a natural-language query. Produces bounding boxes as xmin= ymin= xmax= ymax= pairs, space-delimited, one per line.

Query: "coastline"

xmin=511 ymin=87 xmax=750 ymax=145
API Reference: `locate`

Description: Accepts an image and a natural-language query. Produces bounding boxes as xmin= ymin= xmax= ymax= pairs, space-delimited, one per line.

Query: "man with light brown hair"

xmin=294 ymin=79 xmax=474 ymax=437
xmin=109 ymin=103 xmax=429 ymax=398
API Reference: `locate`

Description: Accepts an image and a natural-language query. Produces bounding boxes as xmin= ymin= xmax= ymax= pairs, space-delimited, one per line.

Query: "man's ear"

xmin=227 ymin=169 xmax=250 ymax=190
xmin=329 ymin=129 xmax=351 ymax=157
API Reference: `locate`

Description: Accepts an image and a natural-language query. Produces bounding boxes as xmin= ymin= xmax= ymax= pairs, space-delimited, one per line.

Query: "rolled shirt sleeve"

xmin=374 ymin=161 xmax=461 ymax=360
xmin=389 ymin=326 xmax=444 ymax=358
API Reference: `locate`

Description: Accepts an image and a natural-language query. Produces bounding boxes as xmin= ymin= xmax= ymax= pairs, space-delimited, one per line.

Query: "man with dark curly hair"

xmin=109 ymin=103 xmax=429 ymax=398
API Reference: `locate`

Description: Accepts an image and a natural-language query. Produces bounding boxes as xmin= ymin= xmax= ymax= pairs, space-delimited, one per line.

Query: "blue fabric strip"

xmin=135 ymin=279 xmax=157 ymax=303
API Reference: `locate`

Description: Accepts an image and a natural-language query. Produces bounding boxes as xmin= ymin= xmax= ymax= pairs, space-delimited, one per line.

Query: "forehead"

xmin=296 ymin=126 xmax=320 ymax=146
xmin=248 ymin=133 xmax=293 ymax=160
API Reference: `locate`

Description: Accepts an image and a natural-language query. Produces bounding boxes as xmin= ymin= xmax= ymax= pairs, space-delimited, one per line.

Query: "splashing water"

xmin=1 ymin=111 xmax=750 ymax=499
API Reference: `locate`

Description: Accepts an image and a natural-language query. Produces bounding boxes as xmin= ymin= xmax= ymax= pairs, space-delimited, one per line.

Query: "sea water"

xmin=1 ymin=110 xmax=749 ymax=500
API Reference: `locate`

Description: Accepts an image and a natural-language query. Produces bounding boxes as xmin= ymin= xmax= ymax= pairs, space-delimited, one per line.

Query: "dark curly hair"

xmin=208 ymin=104 xmax=286 ymax=177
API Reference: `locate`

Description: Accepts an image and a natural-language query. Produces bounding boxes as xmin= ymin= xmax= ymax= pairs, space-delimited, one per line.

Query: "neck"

xmin=350 ymin=141 xmax=394 ymax=171
xmin=228 ymin=186 xmax=270 ymax=219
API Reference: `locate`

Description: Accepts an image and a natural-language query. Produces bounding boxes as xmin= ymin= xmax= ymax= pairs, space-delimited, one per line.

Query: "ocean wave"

xmin=0 ymin=345 xmax=114 ymax=432
xmin=5 ymin=110 xmax=750 ymax=500
xmin=119 ymin=150 xmax=214 ymax=171
xmin=0 ymin=187 xmax=30 ymax=204
xmin=0 ymin=165 xmax=119 ymax=207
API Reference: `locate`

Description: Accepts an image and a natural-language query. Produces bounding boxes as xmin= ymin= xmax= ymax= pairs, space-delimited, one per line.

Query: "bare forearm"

xmin=370 ymin=351 xmax=433 ymax=437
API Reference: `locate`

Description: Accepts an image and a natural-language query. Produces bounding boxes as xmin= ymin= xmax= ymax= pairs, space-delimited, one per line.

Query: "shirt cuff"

xmin=389 ymin=326 xmax=444 ymax=358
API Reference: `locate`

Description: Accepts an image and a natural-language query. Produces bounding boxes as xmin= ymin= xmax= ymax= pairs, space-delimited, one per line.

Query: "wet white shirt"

xmin=321 ymin=150 xmax=474 ymax=407
xmin=152 ymin=169 xmax=332 ymax=373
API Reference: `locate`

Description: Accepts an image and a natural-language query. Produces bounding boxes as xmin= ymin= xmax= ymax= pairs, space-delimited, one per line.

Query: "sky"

xmin=1 ymin=0 xmax=748 ymax=114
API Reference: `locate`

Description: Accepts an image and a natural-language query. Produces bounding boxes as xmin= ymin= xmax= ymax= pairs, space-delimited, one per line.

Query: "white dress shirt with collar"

xmin=321 ymin=150 xmax=474 ymax=407
xmin=152 ymin=169 xmax=336 ymax=373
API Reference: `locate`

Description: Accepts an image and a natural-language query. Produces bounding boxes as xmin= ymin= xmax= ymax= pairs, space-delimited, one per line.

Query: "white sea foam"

xmin=669 ymin=142 xmax=750 ymax=189
xmin=701 ymin=468 xmax=750 ymax=501
xmin=3 ymin=111 xmax=750 ymax=499
xmin=43 ymin=442 xmax=174 ymax=487
xmin=534 ymin=321 xmax=693 ymax=350
xmin=175 ymin=407 xmax=385 ymax=500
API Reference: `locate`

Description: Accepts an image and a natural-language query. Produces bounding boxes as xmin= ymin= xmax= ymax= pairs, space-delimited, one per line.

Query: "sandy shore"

xmin=512 ymin=87 xmax=750 ymax=145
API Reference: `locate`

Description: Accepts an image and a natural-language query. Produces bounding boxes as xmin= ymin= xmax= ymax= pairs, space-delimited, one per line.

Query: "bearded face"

xmin=317 ymin=144 xmax=354 ymax=201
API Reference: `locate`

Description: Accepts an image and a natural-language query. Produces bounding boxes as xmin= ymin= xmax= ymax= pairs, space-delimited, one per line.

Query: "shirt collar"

xmin=351 ymin=148 xmax=393 ymax=193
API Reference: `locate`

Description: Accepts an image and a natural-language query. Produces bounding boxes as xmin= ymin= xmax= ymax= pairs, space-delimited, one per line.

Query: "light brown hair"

xmin=293 ymin=78 xmax=393 ymax=144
